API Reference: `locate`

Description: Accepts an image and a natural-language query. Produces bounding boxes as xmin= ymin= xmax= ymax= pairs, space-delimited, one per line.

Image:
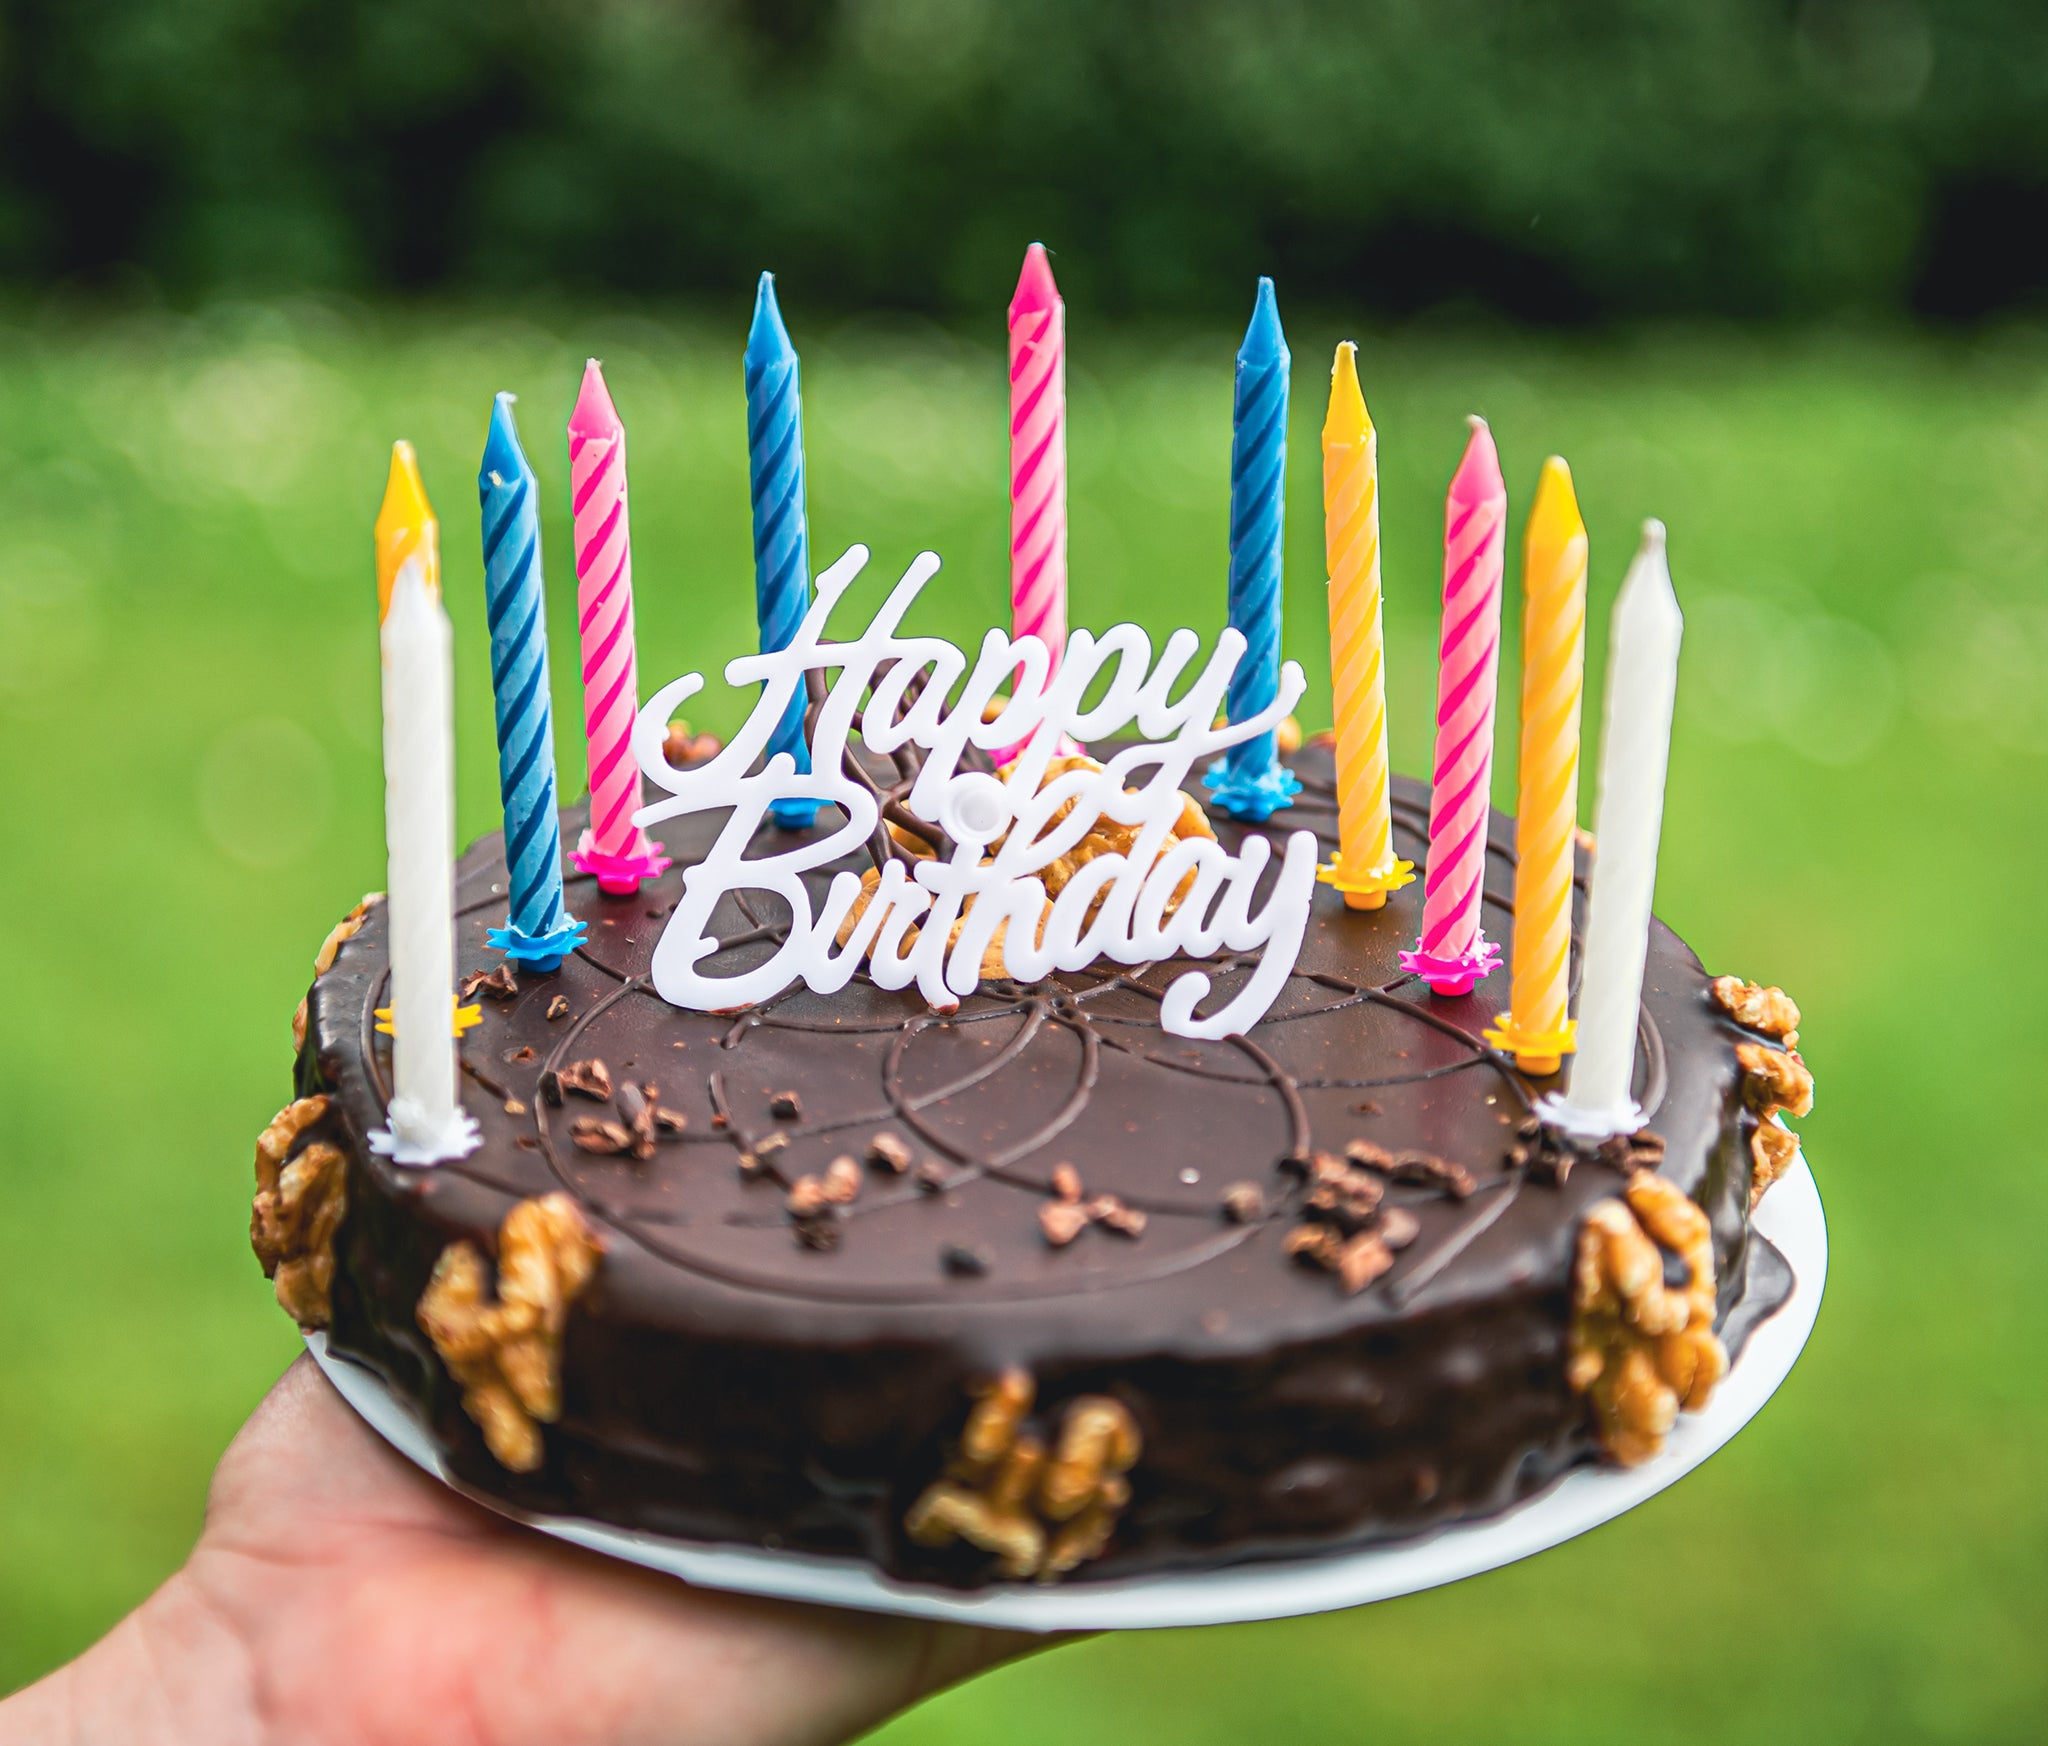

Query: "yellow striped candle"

xmin=374 ymin=440 xmax=438 ymax=623
xmin=1316 ymin=342 xmax=1413 ymax=909
xmin=1486 ymin=456 xmax=1588 ymax=1074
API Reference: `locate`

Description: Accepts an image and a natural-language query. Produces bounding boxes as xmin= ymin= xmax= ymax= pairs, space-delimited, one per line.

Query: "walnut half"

xmin=1736 ymin=1037 xmax=1816 ymax=1208
xmin=250 ymin=1096 xmax=347 ymax=1329
xmin=1568 ymin=1169 xmax=1729 ymax=1468
xmin=416 ymin=1193 xmax=604 ymax=1473
xmin=905 ymin=1370 xmax=1142 ymax=1582
xmin=1713 ymin=975 xmax=1815 ymax=1207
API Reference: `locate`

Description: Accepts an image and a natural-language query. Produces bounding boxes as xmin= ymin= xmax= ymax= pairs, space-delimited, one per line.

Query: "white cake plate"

xmin=306 ymin=1153 xmax=1826 ymax=1633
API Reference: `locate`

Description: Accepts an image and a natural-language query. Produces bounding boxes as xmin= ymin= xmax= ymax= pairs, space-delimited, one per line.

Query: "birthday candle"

xmin=479 ymin=394 xmax=586 ymax=971
xmin=1316 ymin=342 xmax=1413 ymax=910
xmin=370 ymin=541 xmax=480 ymax=1167
xmin=1207 ymin=277 xmax=1302 ymax=820
xmin=745 ymin=274 xmax=821 ymax=831
xmin=1486 ymin=458 xmax=1588 ymax=1074
xmin=1400 ymin=417 xmax=1507 ymax=997
xmin=567 ymin=360 xmax=671 ymax=896
xmin=1542 ymin=521 xmax=1684 ymax=1140
xmin=1009 ymin=243 xmax=1068 ymax=675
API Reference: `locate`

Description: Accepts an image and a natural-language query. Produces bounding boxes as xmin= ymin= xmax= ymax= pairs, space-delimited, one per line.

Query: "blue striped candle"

xmin=1206 ymin=276 xmax=1303 ymax=821
xmin=746 ymin=272 xmax=820 ymax=831
xmin=480 ymin=393 xmax=586 ymax=970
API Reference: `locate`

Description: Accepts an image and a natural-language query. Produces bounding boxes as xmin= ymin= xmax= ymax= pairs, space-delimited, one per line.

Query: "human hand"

xmin=2 ymin=1356 xmax=1029 ymax=1745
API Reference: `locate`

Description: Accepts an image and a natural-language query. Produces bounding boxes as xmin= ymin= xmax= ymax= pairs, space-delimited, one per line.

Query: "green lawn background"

xmin=1 ymin=302 xmax=2043 ymax=1740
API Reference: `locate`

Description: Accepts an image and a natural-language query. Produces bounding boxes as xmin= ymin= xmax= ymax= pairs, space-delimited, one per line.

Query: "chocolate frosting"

xmin=302 ymin=745 xmax=1790 ymax=1585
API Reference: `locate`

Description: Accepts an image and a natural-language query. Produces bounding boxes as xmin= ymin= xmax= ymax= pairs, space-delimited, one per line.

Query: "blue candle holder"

xmin=480 ymin=393 xmax=586 ymax=970
xmin=746 ymin=272 xmax=821 ymax=831
xmin=1206 ymin=276 xmax=1302 ymax=821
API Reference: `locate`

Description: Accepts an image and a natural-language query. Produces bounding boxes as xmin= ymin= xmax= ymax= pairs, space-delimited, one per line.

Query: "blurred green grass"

xmin=1 ymin=301 xmax=2044 ymax=1740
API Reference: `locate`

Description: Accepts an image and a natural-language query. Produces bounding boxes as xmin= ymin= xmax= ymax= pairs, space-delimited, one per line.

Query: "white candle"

xmin=371 ymin=556 xmax=480 ymax=1165
xmin=1541 ymin=520 xmax=1683 ymax=1142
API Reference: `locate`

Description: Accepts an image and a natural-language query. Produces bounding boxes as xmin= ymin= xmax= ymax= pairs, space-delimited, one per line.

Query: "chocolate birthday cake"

xmin=251 ymin=741 xmax=1812 ymax=1588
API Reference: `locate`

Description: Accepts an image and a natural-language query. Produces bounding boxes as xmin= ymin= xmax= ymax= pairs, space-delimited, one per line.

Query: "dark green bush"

xmin=2 ymin=0 xmax=2045 ymax=320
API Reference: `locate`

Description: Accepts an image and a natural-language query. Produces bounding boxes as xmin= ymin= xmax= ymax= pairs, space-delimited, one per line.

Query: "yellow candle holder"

xmin=1317 ymin=853 xmax=1415 ymax=911
xmin=1482 ymin=1013 xmax=1579 ymax=1078
xmin=375 ymin=999 xmax=484 ymax=1038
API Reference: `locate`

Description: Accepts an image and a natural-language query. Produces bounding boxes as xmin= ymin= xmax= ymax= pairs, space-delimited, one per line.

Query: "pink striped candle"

xmin=1400 ymin=416 xmax=1507 ymax=997
xmin=568 ymin=359 xmax=670 ymax=895
xmin=1009 ymin=243 xmax=1068 ymax=671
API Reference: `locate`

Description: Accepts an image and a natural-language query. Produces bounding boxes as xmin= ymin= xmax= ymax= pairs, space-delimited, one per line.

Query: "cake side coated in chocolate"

xmin=285 ymin=746 xmax=1794 ymax=1587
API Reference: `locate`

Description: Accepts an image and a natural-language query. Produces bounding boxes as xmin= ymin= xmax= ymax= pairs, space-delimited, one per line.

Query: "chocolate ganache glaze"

xmin=296 ymin=743 xmax=1791 ymax=1586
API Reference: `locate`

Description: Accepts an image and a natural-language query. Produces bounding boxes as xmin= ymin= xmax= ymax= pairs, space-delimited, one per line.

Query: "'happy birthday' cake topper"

xmin=630 ymin=545 xmax=1321 ymax=1040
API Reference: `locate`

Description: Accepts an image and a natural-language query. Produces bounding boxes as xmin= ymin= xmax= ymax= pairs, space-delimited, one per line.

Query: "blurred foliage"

xmin=4 ymin=0 xmax=2048 ymax=321
xmin=2 ymin=302 xmax=2046 ymax=1737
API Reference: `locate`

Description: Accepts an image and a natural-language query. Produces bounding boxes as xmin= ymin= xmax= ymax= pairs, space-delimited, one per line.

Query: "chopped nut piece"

xmin=459 ymin=964 xmax=519 ymax=1002
xmin=1050 ymin=1162 xmax=1083 ymax=1204
xmin=986 ymin=1433 xmax=1049 ymax=1514
xmin=822 ymin=1155 xmax=863 ymax=1204
xmin=1220 ymin=1181 xmax=1265 ymax=1223
xmin=1039 ymin=1200 xmax=1090 ymax=1247
xmin=1285 ymin=1223 xmax=1341 ymax=1266
xmin=1737 ymin=1041 xmax=1815 ymax=1120
xmin=868 ymin=1132 xmax=914 ymax=1173
xmin=1337 ymin=1231 xmax=1394 ymax=1295
xmin=1041 ymin=1397 xmax=1140 ymax=1521
xmin=1305 ymin=1167 xmax=1382 ymax=1230
xmin=904 ymin=1483 xmax=1044 ymax=1580
xmin=249 ymin=1097 xmax=347 ymax=1328
xmin=569 ymin=1118 xmax=633 ymax=1155
xmin=1385 ymin=1150 xmax=1477 ymax=1198
xmin=793 ymin=1214 xmax=841 ymax=1251
xmin=768 ymin=1090 xmax=803 ymax=1120
xmin=736 ymin=1151 xmax=768 ymax=1179
xmin=295 ymin=895 xmax=380 ymax=1050
xmin=1041 ymin=1476 xmax=1129 ymax=1581
xmin=1379 ymin=1205 xmax=1421 ymax=1250
xmin=754 ymin=1131 xmax=788 ymax=1157
xmin=1710 ymin=975 xmax=1801 ymax=1042
xmin=941 ymin=1243 xmax=991 ymax=1277
xmin=961 ymin=1369 xmax=1035 ymax=1469
xmin=615 ymin=1083 xmax=657 ymax=1160
xmin=415 ymin=1193 xmax=602 ymax=1473
xmin=914 ymin=1159 xmax=953 ymax=1194
xmin=557 ymin=1059 xmax=612 ymax=1101
xmin=1750 ymin=1118 xmax=1800 ymax=1206
xmin=1568 ymin=1170 xmax=1727 ymax=1467
xmin=546 ymin=996 xmax=571 ymax=1021
xmin=1343 ymin=1139 xmax=1395 ymax=1171
xmin=786 ymin=1176 xmax=829 ymax=1218
xmin=1087 ymin=1195 xmax=1147 ymax=1238
xmin=503 ymin=1098 xmax=527 ymax=1116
